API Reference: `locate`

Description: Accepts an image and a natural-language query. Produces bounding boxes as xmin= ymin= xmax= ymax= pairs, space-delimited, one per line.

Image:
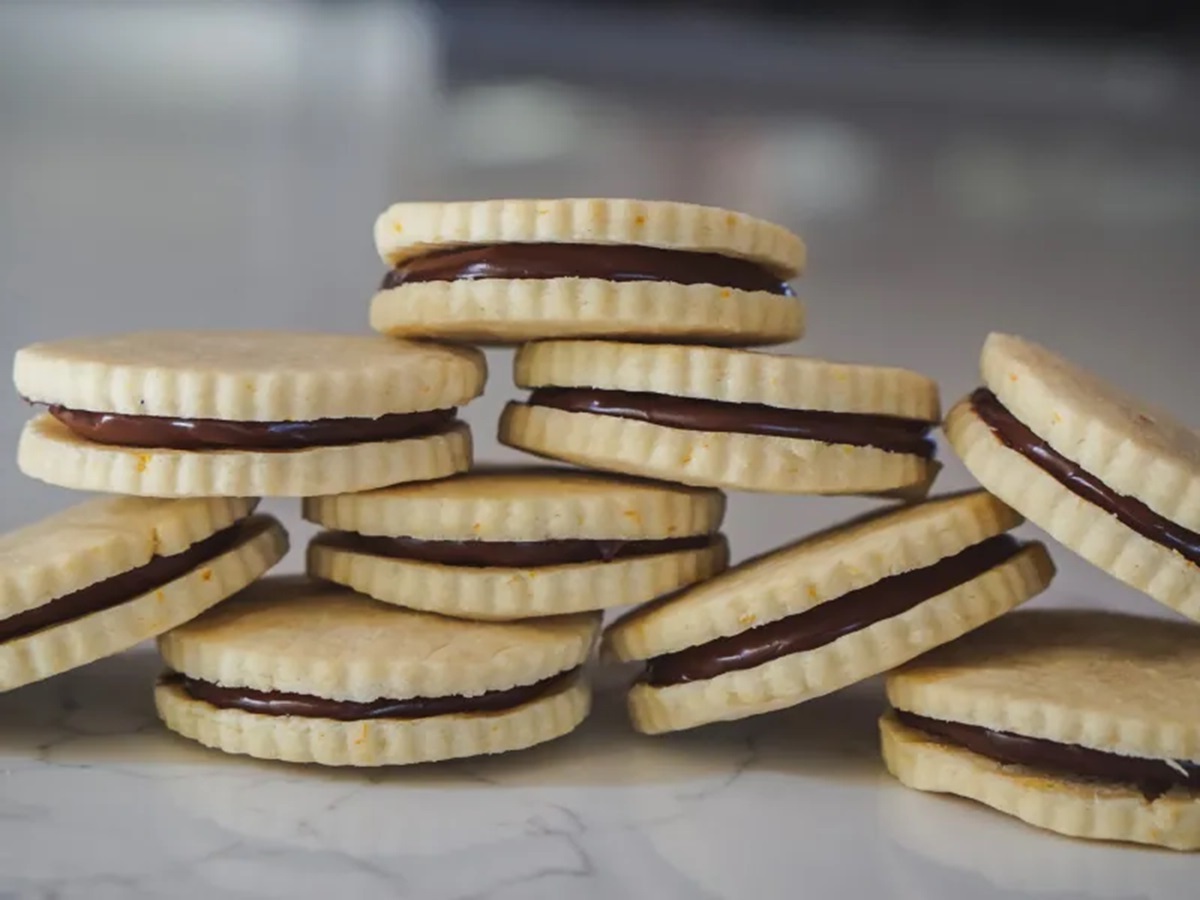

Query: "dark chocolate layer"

xmin=896 ymin=710 xmax=1200 ymax=802
xmin=970 ymin=388 xmax=1200 ymax=565
xmin=0 ymin=519 xmax=261 ymax=644
xmin=382 ymin=243 xmax=793 ymax=295
xmin=169 ymin=667 xmax=580 ymax=721
xmin=46 ymin=406 xmax=457 ymax=452
xmin=312 ymin=532 xmax=717 ymax=568
xmin=643 ymin=534 xmax=1023 ymax=686
xmin=528 ymin=389 xmax=935 ymax=457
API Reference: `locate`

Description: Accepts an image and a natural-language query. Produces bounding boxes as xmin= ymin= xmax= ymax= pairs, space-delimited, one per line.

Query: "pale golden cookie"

xmin=946 ymin=399 xmax=1199 ymax=621
xmin=14 ymin=331 xmax=485 ymax=420
xmin=156 ymin=577 xmax=600 ymax=766
xmin=603 ymin=491 xmax=1052 ymax=733
xmin=882 ymin=610 xmax=1200 ymax=850
xmin=159 ymin=577 xmax=601 ymax=701
xmin=156 ymin=676 xmax=590 ymax=767
xmin=374 ymin=199 xmax=806 ymax=273
xmin=370 ymin=199 xmax=805 ymax=345
xmin=516 ymin=341 xmax=939 ymax=418
xmin=881 ymin=715 xmax=1200 ymax=852
xmin=981 ymin=333 xmax=1199 ymax=529
xmin=303 ymin=466 xmax=725 ymax=541
xmin=1 ymin=512 xmax=287 ymax=692
xmin=19 ymin=415 xmax=472 ymax=498
xmin=303 ymin=466 xmax=729 ymax=619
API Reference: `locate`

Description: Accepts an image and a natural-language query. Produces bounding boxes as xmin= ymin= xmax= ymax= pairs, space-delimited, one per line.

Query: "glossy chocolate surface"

xmin=382 ymin=242 xmax=793 ymax=295
xmin=312 ymin=531 xmax=717 ymax=568
xmin=170 ymin=667 xmax=580 ymax=721
xmin=897 ymin=710 xmax=1200 ymax=801
xmin=0 ymin=520 xmax=259 ymax=644
xmin=642 ymin=534 xmax=1022 ymax=686
xmin=970 ymin=388 xmax=1200 ymax=565
xmin=528 ymin=388 xmax=935 ymax=457
xmin=47 ymin=406 xmax=457 ymax=451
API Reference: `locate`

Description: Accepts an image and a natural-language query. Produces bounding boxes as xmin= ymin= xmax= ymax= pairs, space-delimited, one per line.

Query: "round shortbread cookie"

xmin=626 ymin=544 xmax=1053 ymax=733
xmin=158 ymin=576 xmax=601 ymax=702
xmin=607 ymin=490 xmax=1023 ymax=662
xmin=373 ymin=199 xmax=806 ymax=274
xmin=946 ymin=399 xmax=1199 ymax=621
xmin=370 ymin=278 xmax=804 ymax=345
xmin=981 ymin=333 xmax=1199 ymax=531
xmin=155 ymin=675 xmax=590 ymax=767
xmin=499 ymin=403 xmax=935 ymax=495
xmin=14 ymin=331 xmax=486 ymax=420
xmin=19 ymin=415 xmax=472 ymax=498
xmin=515 ymin=341 xmax=940 ymax=419
xmin=1 ymin=516 xmax=287 ymax=692
xmin=0 ymin=495 xmax=256 ymax=620
xmin=307 ymin=536 xmax=729 ymax=620
xmin=880 ymin=714 xmax=1200 ymax=852
xmin=886 ymin=609 xmax=1200 ymax=762
xmin=302 ymin=466 xmax=725 ymax=541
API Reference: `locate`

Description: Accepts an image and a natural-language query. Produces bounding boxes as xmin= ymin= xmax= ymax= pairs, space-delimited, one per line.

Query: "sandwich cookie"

xmin=946 ymin=333 xmax=1199 ymax=621
xmin=304 ymin=466 xmax=728 ymax=620
xmin=0 ymin=496 xmax=286 ymax=691
xmin=604 ymin=491 xmax=1054 ymax=733
xmin=371 ymin=198 xmax=805 ymax=344
xmin=15 ymin=332 xmax=485 ymax=497
xmin=501 ymin=341 xmax=941 ymax=495
xmin=882 ymin=610 xmax=1200 ymax=851
xmin=156 ymin=577 xmax=600 ymax=766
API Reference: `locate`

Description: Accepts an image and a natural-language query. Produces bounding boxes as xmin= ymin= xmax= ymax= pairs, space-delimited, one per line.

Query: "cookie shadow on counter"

xmin=444 ymin=664 xmax=889 ymax=789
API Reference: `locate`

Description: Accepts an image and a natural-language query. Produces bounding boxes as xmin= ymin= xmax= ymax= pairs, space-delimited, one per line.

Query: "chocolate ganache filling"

xmin=381 ymin=243 xmax=794 ymax=295
xmin=970 ymin=388 xmax=1200 ymax=565
xmin=46 ymin=406 xmax=457 ymax=452
xmin=643 ymin=534 xmax=1023 ymax=686
xmin=528 ymin=388 xmax=936 ymax=457
xmin=312 ymin=531 xmax=717 ymax=568
xmin=167 ymin=667 xmax=580 ymax=721
xmin=896 ymin=710 xmax=1200 ymax=801
xmin=0 ymin=519 xmax=261 ymax=644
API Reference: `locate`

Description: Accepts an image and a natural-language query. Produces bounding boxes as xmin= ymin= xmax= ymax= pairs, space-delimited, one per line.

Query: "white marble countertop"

xmin=2 ymin=644 xmax=1194 ymax=900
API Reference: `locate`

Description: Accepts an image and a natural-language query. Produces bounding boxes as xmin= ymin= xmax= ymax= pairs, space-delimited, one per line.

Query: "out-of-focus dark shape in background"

xmin=1 ymin=0 xmax=1196 ymax=613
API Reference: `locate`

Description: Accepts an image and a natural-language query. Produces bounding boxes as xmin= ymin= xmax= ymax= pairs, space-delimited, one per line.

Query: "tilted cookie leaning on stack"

xmin=604 ymin=491 xmax=1055 ymax=733
xmin=946 ymin=332 xmax=1199 ymax=620
xmin=0 ymin=497 xmax=286 ymax=691
xmin=304 ymin=466 xmax=728 ymax=620
xmin=156 ymin=576 xmax=600 ymax=766
xmin=15 ymin=332 xmax=485 ymax=497
xmin=501 ymin=341 xmax=941 ymax=496
xmin=882 ymin=610 xmax=1200 ymax=850
xmin=370 ymin=198 xmax=806 ymax=344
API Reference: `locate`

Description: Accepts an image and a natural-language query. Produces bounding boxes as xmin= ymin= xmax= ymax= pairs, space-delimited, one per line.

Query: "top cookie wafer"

xmin=14 ymin=331 xmax=486 ymax=421
xmin=887 ymin=609 xmax=1200 ymax=762
xmin=159 ymin=576 xmax=601 ymax=703
xmin=374 ymin=199 xmax=806 ymax=275
xmin=304 ymin=465 xmax=725 ymax=541
xmin=982 ymin=333 xmax=1199 ymax=530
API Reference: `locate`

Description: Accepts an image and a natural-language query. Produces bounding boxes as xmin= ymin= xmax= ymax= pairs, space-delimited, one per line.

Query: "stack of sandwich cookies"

xmin=15 ymin=332 xmax=485 ymax=497
xmin=502 ymin=341 xmax=941 ymax=495
xmin=156 ymin=576 xmax=600 ymax=766
xmin=604 ymin=491 xmax=1054 ymax=733
xmin=882 ymin=610 xmax=1200 ymax=850
xmin=0 ymin=497 xmax=287 ymax=691
xmin=371 ymin=199 xmax=805 ymax=344
xmin=946 ymin=333 xmax=1199 ymax=620
xmin=305 ymin=467 xmax=728 ymax=620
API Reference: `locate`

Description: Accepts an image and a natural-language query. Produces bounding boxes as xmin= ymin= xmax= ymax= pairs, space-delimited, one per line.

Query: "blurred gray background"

xmin=1 ymin=1 xmax=1197 ymax=614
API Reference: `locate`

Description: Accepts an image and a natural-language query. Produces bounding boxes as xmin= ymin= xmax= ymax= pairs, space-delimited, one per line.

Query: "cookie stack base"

xmin=156 ymin=677 xmax=590 ymax=767
xmin=880 ymin=713 xmax=1200 ymax=851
